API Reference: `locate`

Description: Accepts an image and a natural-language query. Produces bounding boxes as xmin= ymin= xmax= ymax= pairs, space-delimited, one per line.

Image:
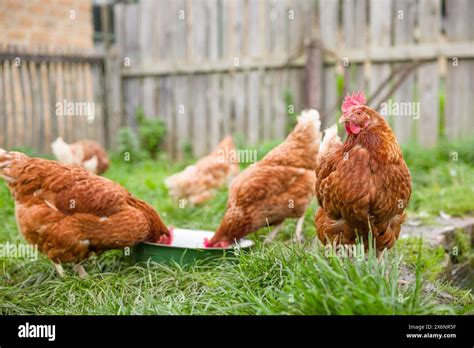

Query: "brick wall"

xmin=0 ymin=0 xmax=93 ymax=50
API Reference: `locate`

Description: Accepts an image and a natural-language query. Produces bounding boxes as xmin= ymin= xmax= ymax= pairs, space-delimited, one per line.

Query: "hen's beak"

xmin=338 ymin=114 xmax=349 ymax=123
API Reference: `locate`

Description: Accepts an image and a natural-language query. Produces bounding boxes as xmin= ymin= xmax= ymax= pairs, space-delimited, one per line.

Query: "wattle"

xmin=349 ymin=122 xmax=361 ymax=134
xmin=345 ymin=122 xmax=352 ymax=134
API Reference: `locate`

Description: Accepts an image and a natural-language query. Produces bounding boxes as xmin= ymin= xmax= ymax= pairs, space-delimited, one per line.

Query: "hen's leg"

xmin=294 ymin=216 xmax=305 ymax=244
xmin=53 ymin=262 xmax=65 ymax=277
xmin=376 ymin=248 xmax=388 ymax=261
xmin=73 ymin=264 xmax=88 ymax=278
xmin=264 ymin=222 xmax=284 ymax=244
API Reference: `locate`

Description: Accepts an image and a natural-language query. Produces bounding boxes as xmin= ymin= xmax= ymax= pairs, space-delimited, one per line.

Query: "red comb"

xmin=341 ymin=92 xmax=366 ymax=115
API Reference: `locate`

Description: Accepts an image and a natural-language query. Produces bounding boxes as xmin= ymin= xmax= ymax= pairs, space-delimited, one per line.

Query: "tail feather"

xmin=297 ymin=109 xmax=322 ymax=140
xmin=318 ymin=124 xmax=342 ymax=162
xmin=82 ymin=155 xmax=99 ymax=173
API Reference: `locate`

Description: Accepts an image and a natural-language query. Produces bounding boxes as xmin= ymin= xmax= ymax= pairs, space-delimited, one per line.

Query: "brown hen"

xmin=207 ymin=110 xmax=322 ymax=247
xmin=165 ymin=136 xmax=240 ymax=205
xmin=0 ymin=150 xmax=169 ymax=277
xmin=314 ymin=92 xmax=411 ymax=254
xmin=51 ymin=137 xmax=110 ymax=175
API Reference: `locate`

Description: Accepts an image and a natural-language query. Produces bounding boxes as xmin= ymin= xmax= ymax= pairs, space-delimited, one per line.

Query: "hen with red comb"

xmin=315 ymin=91 xmax=411 ymax=255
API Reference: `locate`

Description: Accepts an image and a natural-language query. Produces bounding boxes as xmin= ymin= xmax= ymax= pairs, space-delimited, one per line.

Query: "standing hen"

xmin=51 ymin=137 xmax=110 ymax=175
xmin=0 ymin=149 xmax=170 ymax=277
xmin=314 ymin=92 xmax=411 ymax=254
xmin=206 ymin=110 xmax=322 ymax=248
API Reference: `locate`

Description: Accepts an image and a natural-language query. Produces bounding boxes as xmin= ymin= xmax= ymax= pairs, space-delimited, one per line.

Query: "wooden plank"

xmin=174 ymin=75 xmax=188 ymax=160
xmin=160 ymin=76 xmax=175 ymax=156
xmin=0 ymin=51 xmax=104 ymax=64
xmin=231 ymin=0 xmax=246 ymax=140
xmin=39 ymin=61 xmax=51 ymax=153
xmin=20 ymin=57 xmax=34 ymax=149
xmin=104 ymin=49 xmax=121 ymax=149
xmin=141 ymin=0 xmax=156 ymax=122
xmin=342 ymin=0 xmax=367 ymax=95
xmin=417 ymin=0 xmax=441 ymax=147
xmin=219 ymin=1 xmax=232 ymax=138
xmin=157 ymin=1 xmax=174 ymax=154
xmin=191 ymin=0 xmax=208 ymax=156
xmin=64 ymin=62 xmax=73 ymax=142
xmin=77 ymin=63 xmax=88 ymax=141
xmin=29 ymin=61 xmax=43 ymax=150
xmin=320 ymin=0 xmax=338 ymax=128
xmin=142 ymin=77 xmax=156 ymax=118
xmin=369 ymin=0 xmax=392 ymax=106
xmin=287 ymin=1 xmax=304 ymax=120
xmin=124 ymin=4 xmax=141 ymax=69
xmin=260 ymin=0 xmax=272 ymax=141
xmin=173 ymin=0 xmax=189 ymax=159
xmin=123 ymin=79 xmax=141 ymax=130
xmin=17 ymin=55 xmax=29 ymax=146
xmin=93 ymin=63 xmax=107 ymax=147
xmin=445 ymin=0 xmax=474 ymax=140
xmin=3 ymin=60 xmax=15 ymax=149
xmin=392 ymin=0 xmax=416 ymax=144
xmin=140 ymin=0 xmax=155 ymax=65
xmin=11 ymin=57 xmax=24 ymax=147
xmin=207 ymin=0 xmax=221 ymax=150
xmin=48 ymin=62 xmax=58 ymax=143
xmin=83 ymin=62 xmax=95 ymax=141
xmin=55 ymin=62 xmax=65 ymax=139
xmin=0 ymin=62 xmax=5 ymax=148
xmin=122 ymin=4 xmax=143 ymax=132
xmin=274 ymin=0 xmax=289 ymax=138
xmin=69 ymin=61 xmax=79 ymax=143
xmin=247 ymin=0 xmax=261 ymax=145
xmin=121 ymin=41 xmax=474 ymax=77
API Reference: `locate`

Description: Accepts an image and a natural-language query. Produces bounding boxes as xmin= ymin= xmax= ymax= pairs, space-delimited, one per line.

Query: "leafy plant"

xmin=182 ymin=141 xmax=194 ymax=162
xmin=115 ymin=127 xmax=147 ymax=162
xmin=135 ymin=107 xmax=167 ymax=159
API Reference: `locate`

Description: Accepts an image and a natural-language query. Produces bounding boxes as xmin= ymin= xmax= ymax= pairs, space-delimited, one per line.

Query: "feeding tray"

xmin=131 ymin=228 xmax=254 ymax=265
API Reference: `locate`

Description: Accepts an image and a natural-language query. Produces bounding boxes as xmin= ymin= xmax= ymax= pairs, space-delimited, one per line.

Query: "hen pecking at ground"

xmin=165 ymin=135 xmax=240 ymax=205
xmin=206 ymin=109 xmax=322 ymax=248
xmin=0 ymin=149 xmax=170 ymax=277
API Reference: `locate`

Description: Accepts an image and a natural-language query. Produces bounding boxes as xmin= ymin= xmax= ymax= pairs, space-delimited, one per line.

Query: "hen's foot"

xmin=73 ymin=264 xmax=88 ymax=278
xmin=264 ymin=223 xmax=284 ymax=244
xmin=53 ymin=263 xmax=65 ymax=278
xmin=294 ymin=216 xmax=305 ymax=244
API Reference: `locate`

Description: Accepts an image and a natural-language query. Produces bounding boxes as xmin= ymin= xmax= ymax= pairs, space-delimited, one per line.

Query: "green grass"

xmin=0 ymin=140 xmax=473 ymax=315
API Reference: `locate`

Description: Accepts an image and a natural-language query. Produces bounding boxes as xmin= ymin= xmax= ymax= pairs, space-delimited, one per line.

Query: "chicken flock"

xmin=0 ymin=91 xmax=411 ymax=276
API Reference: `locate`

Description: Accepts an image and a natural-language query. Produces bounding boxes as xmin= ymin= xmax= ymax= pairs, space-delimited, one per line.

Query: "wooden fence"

xmin=1 ymin=0 xmax=473 ymax=157
xmin=0 ymin=46 xmax=108 ymax=154
xmin=116 ymin=0 xmax=474 ymax=158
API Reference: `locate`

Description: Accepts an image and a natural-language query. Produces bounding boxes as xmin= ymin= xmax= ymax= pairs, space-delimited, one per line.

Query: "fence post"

xmin=104 ymin=45 xmax=122 ymax=150
xmin=303 ymin=38 xmax=323 ymax=112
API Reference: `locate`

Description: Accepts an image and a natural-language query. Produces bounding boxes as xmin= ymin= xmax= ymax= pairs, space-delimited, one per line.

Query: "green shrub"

xmin=115 ymin=127 xmax=147 ymax=162
xmin=135 ymin=107 xmax=167 ymax=159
